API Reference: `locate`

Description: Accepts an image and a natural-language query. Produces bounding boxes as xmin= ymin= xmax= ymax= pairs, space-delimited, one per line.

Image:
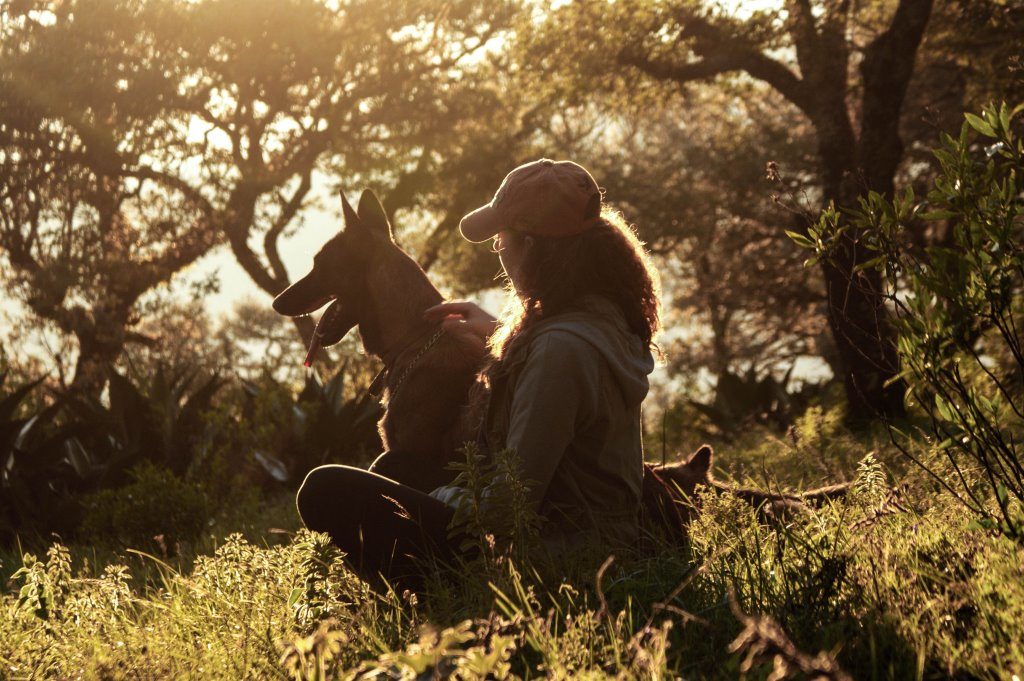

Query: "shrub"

xmin=444 ymin=443 xmax=542 ymax=561
xmin=66 ymin=364 xmax=225 ymax=480
xmin=0 ymin=374 xmax=85 ymax=540
xmin=79 ymin=462 xmax=209 ymax=551
xmin=795 ymin=102 xmax=1024 ymax=541
xmin=0 ymin=365 xmax=229 ymax=542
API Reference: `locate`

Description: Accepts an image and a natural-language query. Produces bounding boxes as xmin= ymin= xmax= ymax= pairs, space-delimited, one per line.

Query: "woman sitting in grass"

xmin=296 ymin=159 xmax=661 ymax=590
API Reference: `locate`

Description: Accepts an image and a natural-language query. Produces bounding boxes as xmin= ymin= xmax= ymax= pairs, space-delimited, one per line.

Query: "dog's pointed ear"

xmin=687 ymin=445 xmax=713 ymax=477
xmin=357 ymin=189 xmax=394 ymax=241
xmin=341 ymin=191 xmax=360 ymax=231
xmin=655 ymin=444 xmax=714 ymax=499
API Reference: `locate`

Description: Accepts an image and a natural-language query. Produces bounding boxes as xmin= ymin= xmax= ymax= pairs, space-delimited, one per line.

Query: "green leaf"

xmin=919 ymin=210 xmax=958 ymax=221
xmin=965 ymin=112 xmax=996 ymax=137
xmin=785 ymin=230 xmax=814 ymax=248
xmin=855 ymin=255 xmax=886 ymax=272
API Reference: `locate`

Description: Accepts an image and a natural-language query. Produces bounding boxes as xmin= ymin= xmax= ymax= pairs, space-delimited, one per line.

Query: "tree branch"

xmin=137 ymin=218 xmax=220 ymax=292
xmin=264 ymin=168 xmax=312 ymax=287
xmin=221 ymin=183 xmax=280 ymax=294
xmin=383 ymin=151 xmax=434 ymax=221
xmin=618 ymin=14 xmax=813 ymax=118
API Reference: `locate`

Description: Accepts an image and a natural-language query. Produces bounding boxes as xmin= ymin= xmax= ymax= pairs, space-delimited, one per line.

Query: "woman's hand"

xmin=423 ymin=300 xmax=497 ymax=347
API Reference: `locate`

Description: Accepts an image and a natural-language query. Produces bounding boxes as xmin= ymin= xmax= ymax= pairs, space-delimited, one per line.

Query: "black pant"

xmin=295 ymin=451 xmax=459 ymax=591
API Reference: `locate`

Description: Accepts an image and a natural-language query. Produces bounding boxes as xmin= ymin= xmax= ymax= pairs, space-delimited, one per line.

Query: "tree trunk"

xmin=819 ymin=239 xmax=904 ymax=422
xmin=68 ymin=306 xmax=133 ymax=399
xmin=811 ymin=104 xmax=906 ymax=423
xmin=823 ymin=0 xmax=934 ymax=422
xmin=70 ymin=349 xmax=113 ymax=399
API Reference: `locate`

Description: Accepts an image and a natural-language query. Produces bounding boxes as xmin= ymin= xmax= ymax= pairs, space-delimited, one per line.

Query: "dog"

xmin=272 ymin=189 xmax=486 ymax=491
xmin=651 ymin=445 xmax=851 ymax=524
xmin=273 ymin=190 xmax=849 ymax=533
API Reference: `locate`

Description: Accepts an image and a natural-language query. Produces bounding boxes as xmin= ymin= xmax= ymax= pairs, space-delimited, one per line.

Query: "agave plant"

xmin=64 ymin=365 xmax=225 ymax=481
xmin=0 ymin=374 xmax=92 ymax=540
xmin=1 ymin=366 xmax=225 ymax=541
xmin=246 ymin=365 xmax=382 ymax=486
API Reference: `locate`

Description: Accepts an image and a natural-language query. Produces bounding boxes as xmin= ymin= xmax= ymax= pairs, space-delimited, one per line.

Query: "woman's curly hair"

xmin=491 ymin=207 xmax=662 ymax=360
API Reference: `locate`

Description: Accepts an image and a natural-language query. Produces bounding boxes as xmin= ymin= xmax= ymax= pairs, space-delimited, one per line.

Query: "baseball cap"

xmin=459 ymin=158 xmax=602 ymax=243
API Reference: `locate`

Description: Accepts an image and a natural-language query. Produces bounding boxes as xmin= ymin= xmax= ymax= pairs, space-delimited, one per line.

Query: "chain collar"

xmin=385 ymin=326 xmax=446 ymax=403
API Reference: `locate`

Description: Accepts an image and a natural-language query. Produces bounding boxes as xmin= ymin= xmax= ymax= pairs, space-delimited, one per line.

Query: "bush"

xmin=796 ymin=102 xmax=1024 ymax=541
xmin=1 ymin=365 xmax=229 ymax=542
xmin=0 ymin=361 xmax=375 ymax=544
xmin=79 ymin=462 xmax=209 ymax=551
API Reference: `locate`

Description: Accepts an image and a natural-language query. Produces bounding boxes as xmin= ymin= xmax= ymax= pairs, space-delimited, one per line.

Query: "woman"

xmin=295 ymin=159 xmax=660 ymax=589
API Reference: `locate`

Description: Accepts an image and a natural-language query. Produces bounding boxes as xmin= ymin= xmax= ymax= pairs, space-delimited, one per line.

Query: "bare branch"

xmin=618 ymin=19 xmax=813 ymax=117
xmin=264 ymin=169 xmax=313 ymax=286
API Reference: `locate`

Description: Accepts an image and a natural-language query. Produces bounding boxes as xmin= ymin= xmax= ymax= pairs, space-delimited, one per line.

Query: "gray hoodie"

xmin=490 ymin=294 xmax=655 ymax=548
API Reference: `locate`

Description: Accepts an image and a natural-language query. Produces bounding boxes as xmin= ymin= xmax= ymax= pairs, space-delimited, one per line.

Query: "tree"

xmin=525 ymin=0 xmax=943 ymax=420
xmin=167 ymin=0 xmax=518 ymax=339
xmin=800 ymin=103 xmax=1024 ymax=539
xmin=383 ymin=75 xmax=561 ymax=291
xmin=0 ymin=1 xmax=220 ymax=394
xmin=1 ymin=0 xmax=515 ymax=388
xmin=567 ymin=87 xmax=830 ymax=382
xmin=899 ymin=0 xmax=1024 ymax=213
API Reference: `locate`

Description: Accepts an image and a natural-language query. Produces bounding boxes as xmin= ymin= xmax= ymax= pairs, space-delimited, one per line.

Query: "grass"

xmin=2 ymin=417 xmax=1023 ymax=679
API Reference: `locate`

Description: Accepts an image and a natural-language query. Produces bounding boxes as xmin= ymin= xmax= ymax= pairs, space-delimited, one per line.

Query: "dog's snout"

xmin=272 ymin=277 xmax=334 ymax=317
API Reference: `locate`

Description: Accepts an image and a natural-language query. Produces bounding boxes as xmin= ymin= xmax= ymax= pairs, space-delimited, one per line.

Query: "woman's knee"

xmin=296 ymin=465 xmax=364 ymax=531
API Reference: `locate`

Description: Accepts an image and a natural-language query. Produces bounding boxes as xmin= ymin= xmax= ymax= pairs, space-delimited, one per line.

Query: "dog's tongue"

xmin=303 ymin=300 xmax=344 ymax=366
xmin=303 ymin=334 xmax=322 ymax=368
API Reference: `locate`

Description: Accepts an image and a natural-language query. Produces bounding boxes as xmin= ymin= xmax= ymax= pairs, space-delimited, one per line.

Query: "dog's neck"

xmin=359 ymin=255 xmax=444 ymax=364
xmin=378 ymin=317 xmax=441 ymax=368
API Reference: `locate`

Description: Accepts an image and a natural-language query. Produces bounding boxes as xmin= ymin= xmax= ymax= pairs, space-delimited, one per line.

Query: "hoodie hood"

xmin=528 ymin=294 xmax=655 ymax=407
